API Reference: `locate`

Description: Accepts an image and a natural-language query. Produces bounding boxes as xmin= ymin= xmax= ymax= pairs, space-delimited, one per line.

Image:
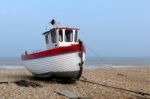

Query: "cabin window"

xmin=74 ymin=30 xmax=78 ymax=42
xmin=45 ymin=35 xmax=49 ymax=44
xmin=65 ymin=30 xmax=73 ymax=42
xmin=51 ymin=29 xmax=57 ymax=43
xmin=59 ymin=30 xmax=63 ymax=42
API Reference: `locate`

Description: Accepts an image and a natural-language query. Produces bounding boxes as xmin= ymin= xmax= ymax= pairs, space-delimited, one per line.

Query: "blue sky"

xmin=0 ymin=0 xmax=150 ymax=57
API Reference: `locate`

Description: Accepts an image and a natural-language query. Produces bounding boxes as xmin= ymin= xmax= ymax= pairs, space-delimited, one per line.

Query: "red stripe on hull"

xmin=22 ymin=44 xmax=82 ymax=60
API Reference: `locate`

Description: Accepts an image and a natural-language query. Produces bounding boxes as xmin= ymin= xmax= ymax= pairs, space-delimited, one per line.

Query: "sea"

xmin=0 ymin=57 xmax=150 ymax=69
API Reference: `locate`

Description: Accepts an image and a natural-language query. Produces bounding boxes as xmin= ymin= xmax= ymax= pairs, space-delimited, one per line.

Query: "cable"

xmin=86 ymin=45 xmax=126 ymax=77
xmin=78 ymin=78 xmax=150 ymax=97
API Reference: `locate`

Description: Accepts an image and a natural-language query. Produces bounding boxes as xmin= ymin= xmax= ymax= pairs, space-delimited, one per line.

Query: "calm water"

xmin=0 ymin=57 xmax=150 ymax=69
xmin=85 ymin=57 xmax=150 ymax=68
xmin=0 ymin=57 xmax=23 ymax=69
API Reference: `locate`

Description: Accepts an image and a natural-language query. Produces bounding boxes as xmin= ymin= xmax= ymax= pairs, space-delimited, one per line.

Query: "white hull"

xmin=22 ymin=52 xmax=85 ymax=78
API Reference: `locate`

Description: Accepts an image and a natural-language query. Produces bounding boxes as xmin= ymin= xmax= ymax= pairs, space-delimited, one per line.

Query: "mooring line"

xmin=86 ymin=45 xmax=127 ymax=77
xmin=85 ymin=45 xmax=150 ymax=97
xmin=78 ymin=78 xmax=150 ymax=97
xmin=86 ymin=45 xmax=150 ymax=82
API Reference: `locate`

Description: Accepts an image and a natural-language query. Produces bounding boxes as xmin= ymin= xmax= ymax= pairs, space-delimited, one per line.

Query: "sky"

xmin=0 ymin=0 xmax=150 ymax=57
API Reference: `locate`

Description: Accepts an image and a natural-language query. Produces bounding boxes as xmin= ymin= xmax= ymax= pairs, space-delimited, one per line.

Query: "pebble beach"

xmin=0 ymin=67 xmax=150 ymax=99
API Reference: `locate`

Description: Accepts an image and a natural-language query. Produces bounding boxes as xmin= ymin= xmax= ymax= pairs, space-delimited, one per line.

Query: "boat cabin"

xmin=43 ymin=27 xmax=80 ymax=50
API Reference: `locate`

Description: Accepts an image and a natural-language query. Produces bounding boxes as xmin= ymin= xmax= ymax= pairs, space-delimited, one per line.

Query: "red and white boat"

xmin=21 ymin=20 xmax=85 ymax=79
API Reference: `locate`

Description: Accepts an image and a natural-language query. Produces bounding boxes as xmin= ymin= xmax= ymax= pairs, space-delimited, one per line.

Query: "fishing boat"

xmin=21 ymin=20 xmax=85 ymax=79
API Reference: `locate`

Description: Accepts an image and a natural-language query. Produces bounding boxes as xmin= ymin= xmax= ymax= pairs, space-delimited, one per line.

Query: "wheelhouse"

xmin=43 ymin=27 xmax=80 ymax=50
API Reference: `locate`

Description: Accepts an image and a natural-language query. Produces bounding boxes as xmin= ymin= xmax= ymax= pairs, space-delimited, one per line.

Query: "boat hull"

xmin=22 ymin=44 xmax=85 ymax=79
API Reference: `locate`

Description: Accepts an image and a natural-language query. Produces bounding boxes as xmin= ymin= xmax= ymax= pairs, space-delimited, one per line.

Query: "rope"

xmin=78 ymin=78 xmax=150 ymax=97
xmin=85 ymin=45 xmax=150 ymax=97
xmin=86 ymin=45 xmax=150 ymax=82
xmin=86 ymin=45 xmax=126 ymax=77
